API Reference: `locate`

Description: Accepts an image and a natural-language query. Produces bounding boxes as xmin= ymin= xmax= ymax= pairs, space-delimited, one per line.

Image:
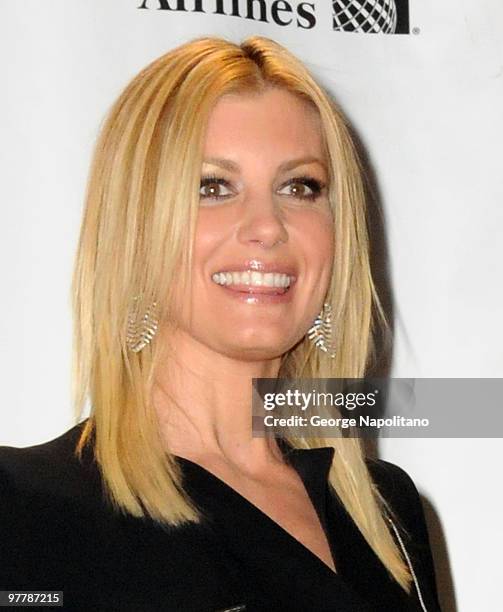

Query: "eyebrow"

xmin=202 ymin=156 xmax=328 ymax=173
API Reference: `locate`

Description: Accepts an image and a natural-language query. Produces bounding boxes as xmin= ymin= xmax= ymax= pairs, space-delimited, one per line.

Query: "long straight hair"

xmin=72 ymin=35 xmax=411 ymax=591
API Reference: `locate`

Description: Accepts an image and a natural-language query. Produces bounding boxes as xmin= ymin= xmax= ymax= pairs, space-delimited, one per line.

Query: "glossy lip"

xmin=213 ymin=281 xmax=296 ymax=304
xmin=210 ymin=258 xmax=298 ymax=304
xmin=211 ymin=258 xmax=298 ymax=277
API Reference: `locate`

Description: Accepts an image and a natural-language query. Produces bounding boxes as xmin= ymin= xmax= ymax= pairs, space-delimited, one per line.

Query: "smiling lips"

xmin=211 ymin=270 xmax=296 ymax=294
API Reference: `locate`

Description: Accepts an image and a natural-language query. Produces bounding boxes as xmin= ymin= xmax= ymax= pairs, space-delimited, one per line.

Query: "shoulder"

xmin=0 ymin=420 xmax=100 ymax=507
xmin=0 ymin=421 xmax=110 ymax=591
xmin=365 ymin=456 xmax=430 ymax=549
xmin=366 ymin=457 xmax=424 ymax=523
xmin=365 ymin=457 xmax=441 ymax=610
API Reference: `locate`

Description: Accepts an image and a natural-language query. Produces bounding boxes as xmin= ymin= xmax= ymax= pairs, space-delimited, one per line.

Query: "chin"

xmin=224 ymin=344 xmax=287 ymax=362
xmin=213 ymin=332 xmax=290 ymax=361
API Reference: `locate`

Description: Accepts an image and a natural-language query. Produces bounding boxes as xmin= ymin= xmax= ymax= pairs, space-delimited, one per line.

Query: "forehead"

xmin=203 ymin=88 xmax=325 ymax=159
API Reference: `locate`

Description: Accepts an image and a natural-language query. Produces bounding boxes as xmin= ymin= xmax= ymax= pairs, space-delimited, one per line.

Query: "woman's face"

xmin=174 ymin=87 xmax=335 ymax=361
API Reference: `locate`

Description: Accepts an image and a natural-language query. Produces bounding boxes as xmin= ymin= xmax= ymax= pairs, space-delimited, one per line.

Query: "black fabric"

xmin=0 ymin=421 xmax=441 ymax=611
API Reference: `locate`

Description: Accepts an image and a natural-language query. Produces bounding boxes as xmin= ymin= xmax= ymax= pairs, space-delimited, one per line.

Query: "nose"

xmin=236 ymin=190 xmax=289 ymax=248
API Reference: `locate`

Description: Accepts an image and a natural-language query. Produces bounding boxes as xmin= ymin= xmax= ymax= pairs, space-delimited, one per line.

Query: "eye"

xmin=279 ymin=176 xmax=326 ymax=201
xmin=199 ymin=176 xmax=233 ymax=201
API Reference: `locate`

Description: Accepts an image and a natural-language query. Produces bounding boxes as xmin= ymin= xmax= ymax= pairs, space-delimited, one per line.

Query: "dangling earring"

xmin=126 ymin=295 xmax=159 ymax=353
xmin=307 ymin=302 xmax=337 ymax=358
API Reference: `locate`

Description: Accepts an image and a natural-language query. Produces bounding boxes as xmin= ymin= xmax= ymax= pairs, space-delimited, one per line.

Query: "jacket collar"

xmin=277 ymin=439 xmax=335 ymax=480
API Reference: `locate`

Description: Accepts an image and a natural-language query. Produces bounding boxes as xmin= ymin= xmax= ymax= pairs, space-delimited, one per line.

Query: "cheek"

xmin=300 ymin=210 xmax=335 ymax=269
xmin=192 ymin=208 xmax=236 ymax=268
xmin=192 ymin=214 xmax=222 ymax=259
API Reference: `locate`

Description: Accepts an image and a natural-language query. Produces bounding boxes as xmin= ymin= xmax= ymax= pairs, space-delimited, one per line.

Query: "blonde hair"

xmin=72 ymin=35 xmax=411 ymax=591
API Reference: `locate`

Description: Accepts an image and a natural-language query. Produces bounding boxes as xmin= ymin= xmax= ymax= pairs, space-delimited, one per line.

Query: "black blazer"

xmin=0 ymin=421 xmax=441 ymax=611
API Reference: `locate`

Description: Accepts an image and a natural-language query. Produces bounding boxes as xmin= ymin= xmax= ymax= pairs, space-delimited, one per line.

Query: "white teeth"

xmin=251 ymin=271 xmax=263 ymax=286
xmin=263 ymin=273 xmax=274 ymax=287
xmin=211 ymin=270 xmax=293 ymax=288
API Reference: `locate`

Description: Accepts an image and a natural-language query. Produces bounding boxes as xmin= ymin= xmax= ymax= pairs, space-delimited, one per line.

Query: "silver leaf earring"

xmin=307 ymin=302 xmax=337 ymax=358
xmin=126 ymin=296 xmax=159 ymax=353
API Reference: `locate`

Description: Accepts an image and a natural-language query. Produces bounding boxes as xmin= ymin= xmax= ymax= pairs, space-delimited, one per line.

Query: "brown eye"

xmin=199 ymin=176 xmax=233 ymax=200
xmin=279 ymin=176 xmax=326 ymax=201
xmin=289 ymin=182 xmax=311 ymax=198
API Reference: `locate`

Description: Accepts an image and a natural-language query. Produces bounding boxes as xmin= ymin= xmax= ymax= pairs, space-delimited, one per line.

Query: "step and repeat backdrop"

xmin=1 ymin=1 xmax=502 ymax=609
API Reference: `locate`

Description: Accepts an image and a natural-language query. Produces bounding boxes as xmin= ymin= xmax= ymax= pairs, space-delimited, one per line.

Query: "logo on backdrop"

xmin=138 ymin=1 xmax=410 ymax=34
xmin=333 ymin=0 xmax=409 ymax=34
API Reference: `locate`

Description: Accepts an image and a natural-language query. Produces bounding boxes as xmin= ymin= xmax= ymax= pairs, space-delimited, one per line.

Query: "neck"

xmin=153 ymin=328 xmax=284 ymax=471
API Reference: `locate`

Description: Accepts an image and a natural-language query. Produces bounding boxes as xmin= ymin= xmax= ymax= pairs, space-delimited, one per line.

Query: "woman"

xmin=0 ymin=36 xmax=441 ymax=611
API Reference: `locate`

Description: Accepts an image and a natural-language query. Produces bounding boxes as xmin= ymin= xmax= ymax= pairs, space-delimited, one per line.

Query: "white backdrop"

xmin=1 ymin=2 xmax=502 ymax=610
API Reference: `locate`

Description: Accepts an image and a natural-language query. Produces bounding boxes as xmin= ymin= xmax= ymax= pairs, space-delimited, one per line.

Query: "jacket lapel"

xmin=179 ymin=449 xmax=373 ymax=611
